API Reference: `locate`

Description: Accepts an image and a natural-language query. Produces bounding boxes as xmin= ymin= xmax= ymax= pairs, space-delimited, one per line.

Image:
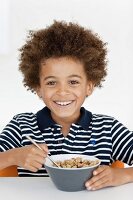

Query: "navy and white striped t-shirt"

xmin=0 ymin=107 xmax=133 ymax=176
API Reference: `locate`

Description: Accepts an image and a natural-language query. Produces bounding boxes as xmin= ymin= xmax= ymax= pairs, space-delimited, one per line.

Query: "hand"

xmin=85 ymin=165 xmax=129 ymax=191
xmin=10 ymin=144 xmax=48 ymax=172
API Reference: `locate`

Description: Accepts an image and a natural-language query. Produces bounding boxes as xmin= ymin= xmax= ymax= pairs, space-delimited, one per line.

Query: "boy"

xmin=0 ymin=21 xmax=133 ymax=190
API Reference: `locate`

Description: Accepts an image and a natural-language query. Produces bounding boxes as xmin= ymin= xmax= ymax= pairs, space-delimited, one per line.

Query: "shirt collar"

xmin=36 ymin=106 xmax=92 ymax=132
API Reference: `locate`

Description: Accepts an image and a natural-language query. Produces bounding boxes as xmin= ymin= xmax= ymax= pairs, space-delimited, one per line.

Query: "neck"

xmin=51 ymin=113 xmax=80 ymax=137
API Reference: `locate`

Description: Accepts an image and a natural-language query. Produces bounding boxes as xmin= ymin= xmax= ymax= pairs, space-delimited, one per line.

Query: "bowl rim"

xmin=44 ymin=154 xmax=101 ymax=170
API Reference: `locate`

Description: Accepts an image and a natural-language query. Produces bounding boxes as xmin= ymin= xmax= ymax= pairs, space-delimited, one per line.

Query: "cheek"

xmin=74 ymin=88 xmax=87 ymax=99
xmin=41 ymin=88 xmax=54 ymax=100
xmin=76 ymin=84 xmax=88 ymax=94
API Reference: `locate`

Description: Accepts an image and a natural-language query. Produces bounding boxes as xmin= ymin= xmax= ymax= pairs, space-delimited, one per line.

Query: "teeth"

xmin=55 ymin=101 xmax=73 ymax=106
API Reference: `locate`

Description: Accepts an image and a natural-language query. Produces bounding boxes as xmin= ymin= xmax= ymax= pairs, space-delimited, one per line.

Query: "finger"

xmin=33 ymin=154 xmax=45 ymax=164
xmin=93 ymin=165 xmax=108 ymax=175
xmin=25 ymin=158 xmax=44 ymax=172
xmin=39 ymin=144 xmax=49 ymax=154
xmin=28 ymin=166 xmax=38 ymax=172
xmin=85 ymin=166 xmax=109 ymax=187
xmin=27 ymin=164 xmax=41 ymax=172
xmin=30 ymin=160 xmax=43 ymax=171
xmin=24 ymin=154 xmax=43 ymax=168
xmin=87 ymin=180 xmax=109 ymax=191
xmin=89 ymin=173 xmax=109 ymax=189
xmin=30 ymin=146 xmax=47 ymax=157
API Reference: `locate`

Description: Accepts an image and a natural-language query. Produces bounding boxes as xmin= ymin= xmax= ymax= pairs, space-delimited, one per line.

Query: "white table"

xmin=0 ymin=177 xmax=132 ymax=200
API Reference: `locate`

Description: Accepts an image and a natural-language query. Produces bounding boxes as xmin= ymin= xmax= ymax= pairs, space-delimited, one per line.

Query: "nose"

xmin=56 ymin=83 xmax=69 ymax=96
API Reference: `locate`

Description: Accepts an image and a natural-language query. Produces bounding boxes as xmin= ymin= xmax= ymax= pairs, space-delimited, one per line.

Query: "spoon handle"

xmin=26 ymin=135 xmax=42 ymax=150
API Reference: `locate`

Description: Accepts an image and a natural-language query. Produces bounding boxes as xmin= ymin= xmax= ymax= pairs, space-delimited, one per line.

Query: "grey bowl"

xmin=44 ymin=154 xmax=100 ymax=192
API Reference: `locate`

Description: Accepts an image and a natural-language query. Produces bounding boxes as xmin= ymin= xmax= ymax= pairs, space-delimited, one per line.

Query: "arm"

xmin=0 ymin=115 xmax=48 ymax=172
xmin=85 ymin=165 xmax=133 ymax=190
xmin=85 ymin=118 xmax=133 ymax=190
xmin=0 ymin=144 xmax=48 ymax=172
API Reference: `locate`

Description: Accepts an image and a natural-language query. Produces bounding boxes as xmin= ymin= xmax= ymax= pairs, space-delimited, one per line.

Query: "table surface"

xmin=0 ymin=177 xmax=132 ymax=200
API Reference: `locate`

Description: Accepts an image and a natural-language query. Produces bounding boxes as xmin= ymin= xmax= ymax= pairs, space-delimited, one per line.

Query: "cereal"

xmin=53 ymin=157 xmax=99 ymax=168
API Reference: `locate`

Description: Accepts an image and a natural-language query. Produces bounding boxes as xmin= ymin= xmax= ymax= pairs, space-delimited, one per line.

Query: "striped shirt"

xmin=0 ymin=107 xmax=133 ymax=176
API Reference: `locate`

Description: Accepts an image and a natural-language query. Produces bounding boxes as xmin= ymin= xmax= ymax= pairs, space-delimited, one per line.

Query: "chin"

xmin=52 ymin=110 xmax=76 ymax=119
xmin=55 ymin=113 xmax=73 ymax=119
xmin=49 ymin=104 xmax=80 ymax=120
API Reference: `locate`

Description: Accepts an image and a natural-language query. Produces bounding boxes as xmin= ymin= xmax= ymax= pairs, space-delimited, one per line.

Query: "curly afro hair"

xmin=19 ymin=20 xmax=107 ymax=93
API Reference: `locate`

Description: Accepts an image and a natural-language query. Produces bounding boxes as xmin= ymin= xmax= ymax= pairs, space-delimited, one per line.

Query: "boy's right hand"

xmin=10 ymin=144 xmax=49 ymax=172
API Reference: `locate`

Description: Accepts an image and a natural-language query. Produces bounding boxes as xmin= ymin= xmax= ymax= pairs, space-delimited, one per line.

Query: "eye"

xmin=46 ymin=81 xmax=56 ymax=86
xmin=69 ymin=80 xmax=80 ymax=85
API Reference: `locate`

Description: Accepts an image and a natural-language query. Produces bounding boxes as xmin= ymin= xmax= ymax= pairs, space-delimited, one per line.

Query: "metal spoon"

xmin=25 ymin=135 xmax=60 ymax=168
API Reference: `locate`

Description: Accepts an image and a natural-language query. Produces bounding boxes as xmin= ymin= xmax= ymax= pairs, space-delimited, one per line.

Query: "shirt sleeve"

xmin=0 ymin=116 xmax=22 ymax=152
xmin=111 ymin=118 xmax=133 ymax=165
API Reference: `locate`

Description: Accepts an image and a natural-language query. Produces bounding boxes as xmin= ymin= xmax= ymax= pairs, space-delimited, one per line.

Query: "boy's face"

xmin=37 ymin=57 xmax=94 ymax=123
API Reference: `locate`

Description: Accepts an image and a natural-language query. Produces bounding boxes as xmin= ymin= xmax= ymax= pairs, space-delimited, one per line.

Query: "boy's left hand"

xmin=85 ymin=165 xmax=128 ymax=190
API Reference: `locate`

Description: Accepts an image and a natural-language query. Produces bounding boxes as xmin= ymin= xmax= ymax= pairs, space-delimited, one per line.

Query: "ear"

xmin=86 ymin=82 xmax=94 ymax=97
xmin=35 ymin=87 xmax=42 ymax=99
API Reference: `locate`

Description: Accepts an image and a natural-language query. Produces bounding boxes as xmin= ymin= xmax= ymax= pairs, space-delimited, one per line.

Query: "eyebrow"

xmin=44 ymin=76 xmax=56 ymax=81
xmin=68 ymin=75 xmax=82 ymax=79
xmin=43 ymin=75 xmax=82 ymax=81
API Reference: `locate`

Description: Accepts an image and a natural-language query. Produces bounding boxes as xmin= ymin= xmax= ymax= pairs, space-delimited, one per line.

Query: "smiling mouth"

xmin=54 ymin=100 xmax=74 ymax=106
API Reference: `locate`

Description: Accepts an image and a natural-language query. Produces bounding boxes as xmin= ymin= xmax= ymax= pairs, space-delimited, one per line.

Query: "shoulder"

xmin=91 ymin=113 xmax=130 ymax=131
xmin=8 ymin=112 xmax=37 ymax=128
xmin=92 ymin=113 xmax=115 ymax=123
xmin=82 ymin=107 xmax=117 ymax=128
xmin=1 ymin=112 xmax=36 ymax=137
xmin=91 ymin=113 xmax=121 ymax=130
xmin=13 ymin=112 xmax=36 ymax=121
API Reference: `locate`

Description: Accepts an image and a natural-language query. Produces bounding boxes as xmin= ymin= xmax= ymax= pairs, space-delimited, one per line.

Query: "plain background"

xmin=0 ymin=0 xmax=133 ymax=132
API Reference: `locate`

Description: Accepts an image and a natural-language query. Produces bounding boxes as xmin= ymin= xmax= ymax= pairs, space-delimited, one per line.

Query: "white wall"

xmin=0 ymin=0 xmax=133 ymax=131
